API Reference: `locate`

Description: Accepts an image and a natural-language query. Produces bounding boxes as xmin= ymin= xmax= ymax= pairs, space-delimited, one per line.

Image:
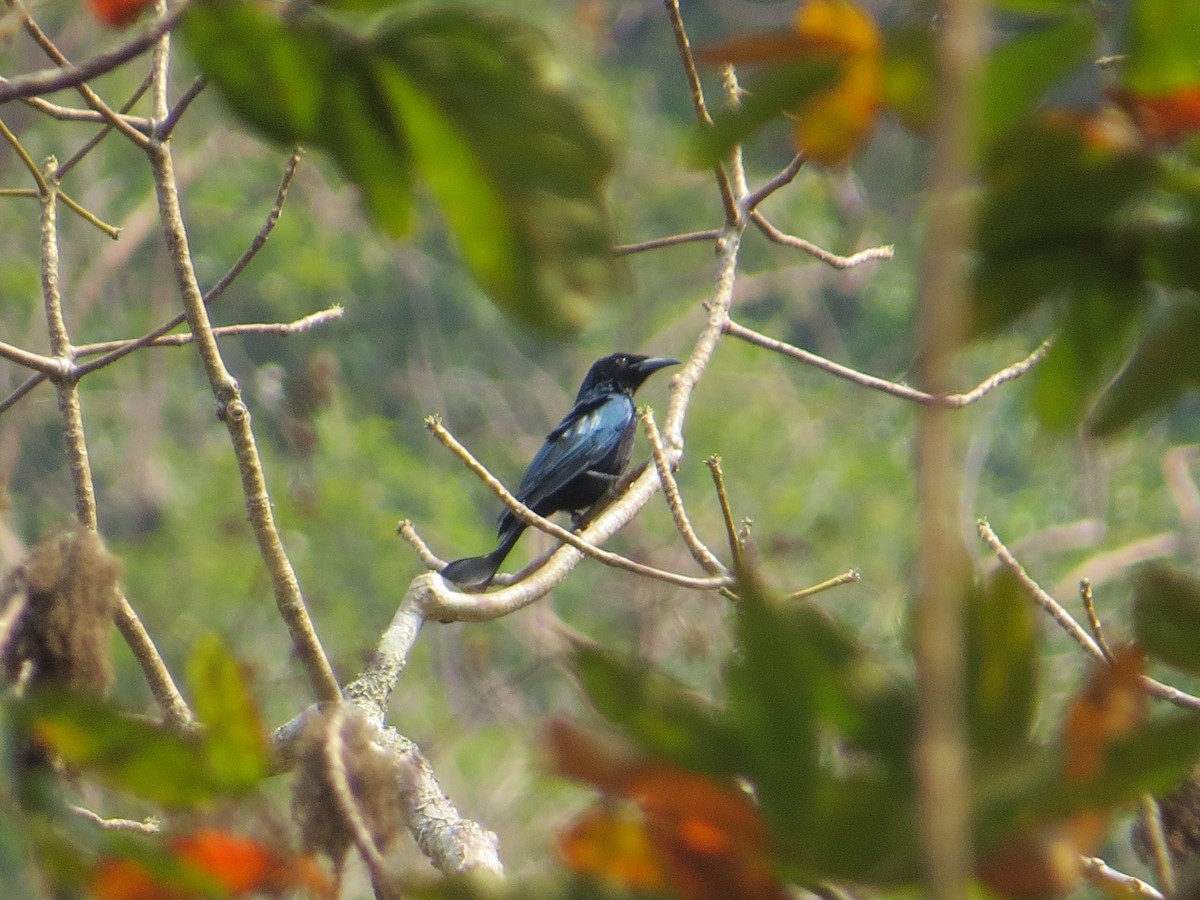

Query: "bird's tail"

xmin=441 ymin=524 xmax=524 ymax=588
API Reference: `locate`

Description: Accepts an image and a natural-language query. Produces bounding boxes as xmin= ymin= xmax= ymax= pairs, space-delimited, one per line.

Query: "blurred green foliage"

xmin=2 ymin=0 xmax=1200 ymax=894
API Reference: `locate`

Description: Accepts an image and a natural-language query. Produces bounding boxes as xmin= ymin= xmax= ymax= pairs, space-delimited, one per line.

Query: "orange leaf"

xmin=559 ymin=806 xmax=667 ymax=892
xmin=89 ymin=829 xmax=332 ymax=900
xmin=789 ymin=0 xmax=882 ymax=166
xmin=85 ymin=0 xmax=156 ymax=28
xmin=1110 ymin=85 xmax=1200 ymax=144
xmin=976 ymin=828 xmax=1083 ymax=898
xmin=700 ymin=0 xmax=883 ymax=166
xmin=551 ymin=722 xmax=786 ymax=900
xmin=1062 ymin=645 xmax=1146 ymax=782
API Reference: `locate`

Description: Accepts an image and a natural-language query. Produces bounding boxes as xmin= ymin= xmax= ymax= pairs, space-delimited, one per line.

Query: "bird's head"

xmin=577 ymin=352 xmax=680 ymax=399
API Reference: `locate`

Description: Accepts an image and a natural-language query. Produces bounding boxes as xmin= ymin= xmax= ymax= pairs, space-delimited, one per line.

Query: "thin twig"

xmin=156 ymin=74 xmax=207 ymax=140
xmin=614 ymin=229 xmax=721 ymax=255
xmin=1139 ymin=795 xmax=1177 ymax=896
xmin=0 ymin=151 xmax=303 ymax=414
xmin=726 ymin=321 xmax=1050 ymax=407
xmin=204 ymin=150 xmax=303 ymax=306
xmin=705 ymin=455 xmax=743 ymax=570
xmin=75 ymin=307 xmax=343 ymax=363
xmin=742 ymin=154 xmax=807 ymax=214
xmin=1080 ymin=856 xmax=1164 ymax=898
xmin=640 ymin=407 xmax=727 ymax=576
xmin=784 ymin=569 xmax=861 ymax=602
xmin=396 ymin=520 xmax=445 ymax=572
xmin=978 ymin=520 xmax=1200 ymax=712
xmin=57 ymin=71 xmax=155 ymax=180
xmin=58 ymin=191 xmax=121 ymax=238
xmin=663 ymin=0 xmax=737 ymax=224
xmin=426 ymin=417 xmax=731 ymax=592
xmin=0 ymin=117 xmax=49 ymax=194
xmin=8 ymin=0 xmax=150 ymax=148
xmin=1079 ymin=579 xmax=1114 ymax=662
xmin=751 ymin=211 xmax=894 ymax=269
xmin=69 ymin=805 xmax=160 ymax=834
xmin=74 ymin=151 xmax=304 ymax=379
xmin=0 ymin=4 xmax=184 ymax=104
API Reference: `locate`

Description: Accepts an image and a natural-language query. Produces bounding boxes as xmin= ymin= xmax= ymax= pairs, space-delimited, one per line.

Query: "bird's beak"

xmin=636 ymin=356 xmax=680 ymax=377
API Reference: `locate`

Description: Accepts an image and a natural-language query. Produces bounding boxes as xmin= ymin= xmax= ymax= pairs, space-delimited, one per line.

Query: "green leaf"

xmin=775 ymin=772 xmax=921 ymax=885
xmin=980 ymin=15 xmax=1096 ymax=152
xmin=1122 ymin=0 xmax=1200 ymax=96
xmin=729 ymin=571 xmax=914 ymax=836
xmin=967 ymin=570 xmax=1039 ymax=753
xmin=991 ymin=0 xmax=1089 ymax=12
xmin=690 ymin=60 xmax=841 ymax=165
xmin=187 ymin=634 xmax=269 ymax=792
xmin=1089 ymin=297 xmax=1200 ymax=435
xmin=181 ymin=2 xmax=618 ymax=334
xmin=883 ymin=26 xmax=936 ymax=133
xmin=180 ymin=0 xmax=331 ymax=145
xmin=1131 ymin=562 xmax=1200 ymax=675
xmin=16 ymin=691 xmax=221 ymax=808
xmin=373 ymin=9 xmax=617 ymax=333
xmin=571 ymin=644 xmax=743 ymax=777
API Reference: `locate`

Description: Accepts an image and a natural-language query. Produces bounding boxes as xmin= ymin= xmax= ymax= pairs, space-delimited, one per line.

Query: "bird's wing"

xmin=505 ymin=393 xmax=633 ymax=517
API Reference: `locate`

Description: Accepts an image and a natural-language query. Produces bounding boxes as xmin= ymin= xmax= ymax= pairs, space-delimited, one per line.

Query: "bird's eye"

xmin=615 ymin=355 xmax=628 ymax=365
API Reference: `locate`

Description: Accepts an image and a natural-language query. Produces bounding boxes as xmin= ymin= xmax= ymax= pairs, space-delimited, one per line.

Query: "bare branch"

xmin=663 ymin=0 xmax=737 ymax=224
xmin=1139 ymin=795 xmax=1177 ymax=895
xmin=640 ymin=407 xmax=728 ymax=576
xmin=374 ymin=726 xmax=503 ymax=875
xmin=705 ymin=455 xmax=743 ymax=569
xmin=0 ymin=4 xmax=186 ymax=104
xmin=752 ymin=211 xmax=894 ymax=269
xmin=614 ymin=229 xmax=721 ymax=255
xmin=0 ymin=340 xmax=64 ymax=377
xmin=57 ymin=71 xmax=154 ymax=180
xmin=204 ymin=150 xmax=303 ymax=306
xmin=69 ymin=805 xmax=160 ymax=834
xmin=8 ymin=0 xmax=150 ymax=148
xmin=978 ymin=520 xmax=1200 ymax=713
xmin=1080 ymin=856 xmax=1164 ymax=898
xmin=784 ymin=569 xmax=861 ymax=602
xmin=0 ymin=373 xmax=49 ymax=416
xmin=742 ymin=154 xmax=806 ymax=214
xmin=1079 ymin=579 xmax=1115 ymax=663
xmin=146 ymin=136 xmax=340 ymax=704
xmin=157 ymin=74 xmax=207 ymax=140
xmin=74 ymin=307 xmax=343 ymax=371
xmin=426 ymin=417 xmax=731 ymax=592
xmin=726 ymin=320 xmax=1050 ymax=408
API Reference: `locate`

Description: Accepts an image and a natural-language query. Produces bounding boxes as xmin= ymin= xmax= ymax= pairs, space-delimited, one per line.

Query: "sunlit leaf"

xmin=187 ymin=634 xmax=269 ymax=792
xmin=1131 ymin=562 xmax=1200 ymax=675
xmin=572 ymin=644 xmax=743 ymax=777
xmin=1062 ymin=645 xmax=1146 ymax=782
xmin=696 ymin=0 xmax=881 ymax=166
xmin=1114 ymin=0 xmax=1200 ymax=143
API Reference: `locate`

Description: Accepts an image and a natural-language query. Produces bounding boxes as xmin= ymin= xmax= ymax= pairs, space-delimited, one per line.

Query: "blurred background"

xmin=1 ymin=0 xmax=1195 ymax=884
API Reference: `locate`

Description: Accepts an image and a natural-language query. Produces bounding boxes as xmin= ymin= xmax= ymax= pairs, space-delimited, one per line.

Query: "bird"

xmin=441 ymin=352 xmax=680 ymax=588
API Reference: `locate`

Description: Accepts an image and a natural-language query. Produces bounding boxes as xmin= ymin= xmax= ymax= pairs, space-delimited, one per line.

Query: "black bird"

xmin=442 ymin=353 xmax=679 ymax=588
